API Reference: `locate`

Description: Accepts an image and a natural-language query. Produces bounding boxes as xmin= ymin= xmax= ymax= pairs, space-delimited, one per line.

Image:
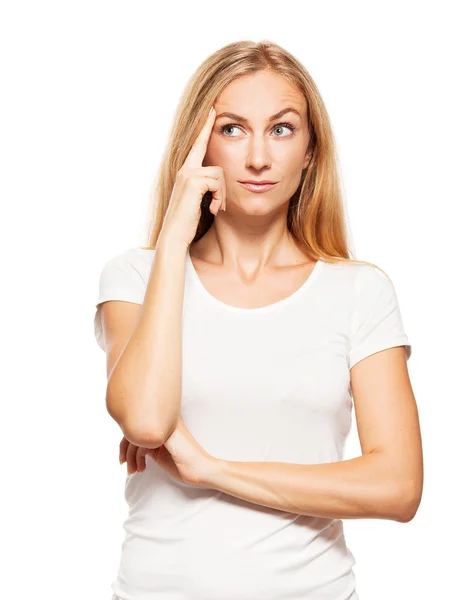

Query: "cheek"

xmin=275 ymin=142 xmax=306 ymax=167
xmin=205 ymin=140 xmax=242 ymax=174
xmin=213 ymin=138 xmax=242 ymax=159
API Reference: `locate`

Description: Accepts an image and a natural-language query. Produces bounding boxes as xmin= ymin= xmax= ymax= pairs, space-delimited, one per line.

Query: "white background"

xmin=2 ymin=1 xmax=467 ymax=598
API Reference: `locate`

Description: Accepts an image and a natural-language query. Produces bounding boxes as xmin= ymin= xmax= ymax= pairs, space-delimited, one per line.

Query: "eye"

xmin=272 ymin=123 xmax=297 ymax=137
xmin=219 ymin=124 xmax=243 ymax=137
xmin=219 ymin=122 xmax=297 ymax=138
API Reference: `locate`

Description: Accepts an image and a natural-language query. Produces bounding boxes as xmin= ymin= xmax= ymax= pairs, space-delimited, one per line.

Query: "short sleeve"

xmin=94 ymin=248 xmax=148 ymax=351
xmin=348 ymin=265 xmax=412 ymax=369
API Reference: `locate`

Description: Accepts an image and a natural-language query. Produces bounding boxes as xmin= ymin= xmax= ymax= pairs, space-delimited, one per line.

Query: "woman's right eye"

xmin=219 ymin=124 xmax=242 ymax=137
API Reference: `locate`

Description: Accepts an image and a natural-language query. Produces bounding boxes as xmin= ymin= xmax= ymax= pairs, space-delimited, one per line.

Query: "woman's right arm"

xmin=102 ymin=236 xmax=188 ymax=449
xmin=101 ymin=105 xmax=225 ymax=449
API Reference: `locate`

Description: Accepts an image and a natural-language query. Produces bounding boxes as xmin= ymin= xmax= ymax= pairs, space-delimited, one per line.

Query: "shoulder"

xmin=342 ymin=259 xmax=405 ymax=329
xmin=320 ymin=257 xmax=392 ymax=292
xmin=102 ymin=246 xmax=154 ymax=275
xmin=96 ymin=246 xmax=155 ymax=303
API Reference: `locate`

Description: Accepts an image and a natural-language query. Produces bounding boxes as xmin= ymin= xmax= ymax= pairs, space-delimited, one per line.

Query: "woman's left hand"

xmin=159 ymin=416 xmax=219 ymax=488
xmin=121 ymin=416 xmax=219 ymax=488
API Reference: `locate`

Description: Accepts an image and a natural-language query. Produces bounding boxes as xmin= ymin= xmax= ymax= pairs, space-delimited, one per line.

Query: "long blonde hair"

xmin=141 ymin=40 xmax=387 ymax=277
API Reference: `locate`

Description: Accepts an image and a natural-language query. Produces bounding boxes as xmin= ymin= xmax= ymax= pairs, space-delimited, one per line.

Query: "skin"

xmin=120 ymin=71 xmax=422 ymax=524
xmin=196 ymin=69 xmax=314 ymax=282
xmin=122 ymin=70 xmax=317 ymax=478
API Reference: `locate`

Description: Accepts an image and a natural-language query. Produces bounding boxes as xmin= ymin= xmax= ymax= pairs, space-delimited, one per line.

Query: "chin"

xmin=239 ymin=200 xmax=284 ymax=216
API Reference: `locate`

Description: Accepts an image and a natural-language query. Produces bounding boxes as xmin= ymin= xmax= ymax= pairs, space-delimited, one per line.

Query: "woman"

xmin=94 ymin=40 xmax=423 ymax=600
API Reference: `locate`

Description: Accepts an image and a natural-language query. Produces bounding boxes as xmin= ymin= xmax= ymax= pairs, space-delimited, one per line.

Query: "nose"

xmin=245 ymin=133 xmax=272 ymax=170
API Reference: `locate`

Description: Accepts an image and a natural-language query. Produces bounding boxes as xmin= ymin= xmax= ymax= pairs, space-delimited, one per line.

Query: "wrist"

xmin=200 ymin=456 xmax=227 ymax=489
xmin=157 ymin=229 xmax=191 ymax=254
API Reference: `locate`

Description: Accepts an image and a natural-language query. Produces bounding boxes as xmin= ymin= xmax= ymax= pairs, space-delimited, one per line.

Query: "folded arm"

xmin=203 ymin=347 xmax=423 ymax=524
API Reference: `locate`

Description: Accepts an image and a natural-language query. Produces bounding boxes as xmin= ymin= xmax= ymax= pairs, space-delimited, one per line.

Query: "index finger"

xmin=184 ymin=106 xmax=217 ymax=169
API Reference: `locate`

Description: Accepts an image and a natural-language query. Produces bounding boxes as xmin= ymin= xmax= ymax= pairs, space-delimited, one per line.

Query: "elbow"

xmin=121 ymin=419 xmax=166 ymax=449
xmin=105 ymin=383 xmax=179 ymax=448
xmin=123 ymin=416 xmax=179 ymax=448
xmin=120 ymin=400 xmax=180 ymax=447
xmin=395 ymin=482 xmax=423 ymax=523
xmin=105 ymin=391 xmax=166 ymax=448
xmin=112 ymin=405 xmax=179 ymax=449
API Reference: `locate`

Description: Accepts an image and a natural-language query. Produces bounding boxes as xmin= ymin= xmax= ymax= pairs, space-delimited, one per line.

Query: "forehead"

xmin=215 ymin=72 xmax=307 ymax=118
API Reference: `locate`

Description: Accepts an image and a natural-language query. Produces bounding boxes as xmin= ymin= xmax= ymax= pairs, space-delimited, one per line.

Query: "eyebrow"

xmin=215 ymin=107 xmax=302 ymax=123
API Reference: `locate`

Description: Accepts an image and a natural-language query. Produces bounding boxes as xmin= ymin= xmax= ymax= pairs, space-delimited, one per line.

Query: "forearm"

xmin=107 ymin=236 xmax=187 ymax=447
xmin=204 ymin=452 xmax=413 ymax=523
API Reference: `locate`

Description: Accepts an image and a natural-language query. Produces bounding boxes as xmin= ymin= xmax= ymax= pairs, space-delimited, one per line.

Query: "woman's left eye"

xmin=272 ymin=123 xmax=296 ymax=136
xmin=219 ymin=123 xmax=296 ymax=137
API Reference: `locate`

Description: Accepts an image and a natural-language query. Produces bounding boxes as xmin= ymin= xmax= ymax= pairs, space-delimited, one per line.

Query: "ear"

xmin=303 ymin=130 xmax=315 ymax=171
xmin=302 ymin=148 xmax=312 ymax=170
xmin=302 ymin=135 xmax=313 ymax=170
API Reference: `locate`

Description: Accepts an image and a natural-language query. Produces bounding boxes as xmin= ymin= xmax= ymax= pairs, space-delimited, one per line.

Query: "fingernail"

xmin=209 ymin=106 xmax=214 ymax=116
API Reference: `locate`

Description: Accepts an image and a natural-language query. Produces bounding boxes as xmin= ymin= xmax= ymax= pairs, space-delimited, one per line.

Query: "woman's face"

xmin=203 ymin=70 xmax=312 ymax=215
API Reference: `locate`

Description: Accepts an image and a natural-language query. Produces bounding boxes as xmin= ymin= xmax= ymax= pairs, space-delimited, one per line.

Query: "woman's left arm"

xmin=203 ymin=347 xmax=424 ymax=523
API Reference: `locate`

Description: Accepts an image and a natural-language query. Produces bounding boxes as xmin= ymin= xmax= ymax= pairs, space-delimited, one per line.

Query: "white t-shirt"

xmin=95 ymin=247 xmax=412 ymax=600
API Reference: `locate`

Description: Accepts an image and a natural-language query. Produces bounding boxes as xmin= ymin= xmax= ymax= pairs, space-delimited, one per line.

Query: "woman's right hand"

xmin=119 ymin=436 xmax=160 ymax=475
xmin=159 ymin=106 xmax=227 ymax=248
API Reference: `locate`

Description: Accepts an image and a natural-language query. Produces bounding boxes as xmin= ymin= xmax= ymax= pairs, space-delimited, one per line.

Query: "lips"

xmin=239 ymin=180 xmax=277 ymax=184
xmin=239 ymin=181 xmax=278 ymax=193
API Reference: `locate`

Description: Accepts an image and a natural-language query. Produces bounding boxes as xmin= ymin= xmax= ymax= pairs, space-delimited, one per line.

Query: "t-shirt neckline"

xmin=186 ymin=251 xmax=325 ymax=314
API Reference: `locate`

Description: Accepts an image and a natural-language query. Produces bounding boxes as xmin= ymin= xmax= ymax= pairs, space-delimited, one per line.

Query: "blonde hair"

xmin=140 ymin=40 xmax=388 ymax=278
